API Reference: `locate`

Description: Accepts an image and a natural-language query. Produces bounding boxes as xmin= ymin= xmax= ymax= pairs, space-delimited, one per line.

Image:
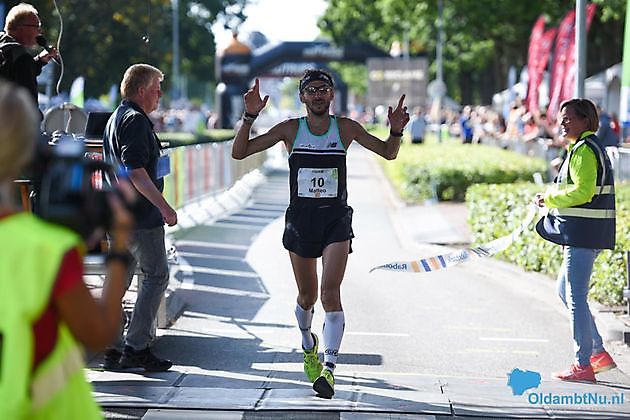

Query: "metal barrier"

xmin=479 ymin=136 xmax=564 ymax=180
xmin=613 ymin=147 xmax=630 ymax=183
xmin=163 ymin=140 xmax=266 ymax=209
xmin=480 ymin=136 xmax=557 ymax=158
xmin=480 ymin=135 xmax=630 ymax=183
xmin=19 ymin=139 xmax=265 ymax=214
xmin=82 ymin=139 xmax=265 ymax=270
xmin=624 ymin=250 xmax=630 ymax=345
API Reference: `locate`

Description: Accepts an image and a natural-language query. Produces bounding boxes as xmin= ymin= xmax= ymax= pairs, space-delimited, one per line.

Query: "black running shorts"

xmin=282 ymin=204 xmax=354 ymax=258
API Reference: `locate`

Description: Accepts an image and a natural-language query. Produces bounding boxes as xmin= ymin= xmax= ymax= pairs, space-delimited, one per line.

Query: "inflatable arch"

xmin=216 ymin=40 xmax=388 ymax=128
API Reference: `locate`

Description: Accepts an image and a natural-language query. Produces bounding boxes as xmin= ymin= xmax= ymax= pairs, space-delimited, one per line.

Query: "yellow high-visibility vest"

xmin=0 ymin=213 xmax=101 ymax=419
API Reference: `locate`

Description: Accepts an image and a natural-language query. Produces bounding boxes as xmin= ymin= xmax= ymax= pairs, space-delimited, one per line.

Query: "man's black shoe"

xmin=119 ymin=346 xmax=172 ymax=372
xmin=102 ymin=348 xmax=122 ymax=371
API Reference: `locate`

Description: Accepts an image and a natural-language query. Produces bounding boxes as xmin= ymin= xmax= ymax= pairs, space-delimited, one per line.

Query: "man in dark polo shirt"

xmin=102 ymin=63 xmax=177 ymax=371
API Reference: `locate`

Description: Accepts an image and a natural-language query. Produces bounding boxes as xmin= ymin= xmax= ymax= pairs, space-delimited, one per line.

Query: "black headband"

xmin=299 ymin=72 xmax=334 ymax=92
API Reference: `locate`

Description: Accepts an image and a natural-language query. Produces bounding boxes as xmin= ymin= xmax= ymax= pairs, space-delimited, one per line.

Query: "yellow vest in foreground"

xmin=0 ymin=213 xmax=101 ymax=419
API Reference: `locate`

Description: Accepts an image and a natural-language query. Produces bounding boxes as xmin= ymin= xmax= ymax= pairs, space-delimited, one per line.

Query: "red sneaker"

xmin=552 ymin=363 xmax=596 ymax=382
xmin=590 ymin=351 xmax=617 ymax=374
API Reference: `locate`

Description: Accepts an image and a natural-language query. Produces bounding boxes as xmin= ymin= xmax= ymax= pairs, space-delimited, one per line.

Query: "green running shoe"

xmin=303 ymin=333 xmax=322 ymax=383
xmin=313 ymin=368 xmax=335 ymax=399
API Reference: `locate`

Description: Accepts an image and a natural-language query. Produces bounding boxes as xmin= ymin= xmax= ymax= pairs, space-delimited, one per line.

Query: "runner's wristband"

xmin=242 ymin=112 xmax=258 ymax=124
xmin=390 ymin=129 xmax=403 ymax=137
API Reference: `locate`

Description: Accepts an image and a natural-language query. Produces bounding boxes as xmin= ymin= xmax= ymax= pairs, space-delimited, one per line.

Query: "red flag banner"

xmin=526 ymin=18 xmax=557 ymax=114
xmin=547 ymin=9 xmax=576 ymax=119
xmin=536 ymin=28 xmax=558 ymax=110
xmin=526 ymin=16 xmax=547 ymax=112
xmin=561 ymin=3 xmax=598 ymax=106
xmin=547 ymin=4 xmax=598 ymax=119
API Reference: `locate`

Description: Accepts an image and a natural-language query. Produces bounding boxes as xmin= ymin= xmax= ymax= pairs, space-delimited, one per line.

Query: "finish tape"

xmin=370 ymin=205 xmax=540 ymax=273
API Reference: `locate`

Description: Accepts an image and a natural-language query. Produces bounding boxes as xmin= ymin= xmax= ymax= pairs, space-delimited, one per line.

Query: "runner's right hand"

xmin=243 ymin=78 xmax=269 ymax=115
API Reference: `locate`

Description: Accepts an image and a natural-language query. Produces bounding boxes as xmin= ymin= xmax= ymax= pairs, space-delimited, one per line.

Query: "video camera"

xmin=34 ymin=134 xmax=117 ymax=245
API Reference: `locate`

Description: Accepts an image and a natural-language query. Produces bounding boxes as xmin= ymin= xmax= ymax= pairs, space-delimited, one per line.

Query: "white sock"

xmin=294 ymin=303 xmax=315 ymax=350
xmin=322 ymin=311 xmax=345 ymax=370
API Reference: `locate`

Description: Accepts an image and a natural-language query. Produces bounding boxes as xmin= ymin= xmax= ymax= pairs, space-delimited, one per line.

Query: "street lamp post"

xmin=172 ymin=0 xmax=180 ymax=101
xmin=436 ymin=0 xmax=444 ymax=143
xmin=403 ymin=21 xmax=410 ymax=61
xmin=574 ymin=0 xmax=586 ymax=97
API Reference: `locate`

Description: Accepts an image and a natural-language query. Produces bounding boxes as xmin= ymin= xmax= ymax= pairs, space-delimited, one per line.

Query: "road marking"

xmin=445 ymin=325 xmax=512 ymax=332
xmin=350 ymin=369 xmax=514 ymax=381
xmin=512 ymin=350 xmax=540 ymax=355
xmin=251 ymin=363 xmax=517 ymax=382
xmin=170 ymin=254 xmax=260 ymax=289
xmin=175 ymin=240 xmax=249 ymax=251
xmin=177 ymin=251 xmax=243 ymax=261
xmin=180 ymin=368 xmax=306 ymax=386
xmin=459 ymin=348 xmax=508 ymax=354
xmin=186 ymin=266 xmax=259 ymax=278
xmin=192 ymin=284 xmax=269 ymax=298
xmin=346 ymin=331 xmax=410 ymax=337
xmin=479 ymin=337 xmax=549 ymax=343
xmin=171 ymin=255 xmax=195 ymax=290
xmin=214 ymin=221 xmax=264 ymax=231
xmin=456 ymin=348 xmax=540 ymax=356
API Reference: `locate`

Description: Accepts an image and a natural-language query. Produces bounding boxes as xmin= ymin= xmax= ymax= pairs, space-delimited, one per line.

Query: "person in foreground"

xmin=0 ymin=82 xmax=133 ymax=418
xmin=232 ymin=69 xmax=409 ymax=398
xmin=534 ymin=98 xmax=617 ymax=382
xmin=102 ymin=64 xmax=177 ymax=372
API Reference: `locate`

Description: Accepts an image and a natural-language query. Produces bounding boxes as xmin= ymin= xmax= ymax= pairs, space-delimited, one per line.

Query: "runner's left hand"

xmin=388 ymin=94 xmax=410 ymax=133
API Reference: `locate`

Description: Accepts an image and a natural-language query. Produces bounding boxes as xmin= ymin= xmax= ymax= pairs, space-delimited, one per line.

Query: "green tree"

xmin=318 ymin=0 xmax=625 ymax=105
xmin=6 ymin=0 xmax=248 ymax=101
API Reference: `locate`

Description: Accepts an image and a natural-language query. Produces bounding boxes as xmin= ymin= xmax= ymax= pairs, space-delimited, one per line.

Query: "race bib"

xmin=297 ymin=168 xmax=338 ymax=198
xmin=156 ymin=154 xmax=171 ymax=179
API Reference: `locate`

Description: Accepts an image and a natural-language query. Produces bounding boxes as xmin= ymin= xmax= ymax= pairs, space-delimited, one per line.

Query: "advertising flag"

xmin=526 ymin=16 xmax=546 ymax=112
xmin=547 ymin=9 xmax=576 ymax=119
xmin=108 ymin=84 xmax=118 ymax=110
xmin=561 ymin=3 xmax=597 ymax=104
xmin=547 ymin=4 xmax=597 ymax=119
xmin=69 ymin=76 xmax=85 ymax=108
xmin=526 ymin=17 xmax=557 ymax=113
xmin=536 ymin=29 xmax=557 ymax=109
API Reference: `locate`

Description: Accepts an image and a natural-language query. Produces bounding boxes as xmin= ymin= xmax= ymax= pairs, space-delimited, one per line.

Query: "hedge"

xmin=466 ymin=182 xmax=630 ymax=305
xmin=157 ymin=129 xmax=234 ymax=148
xmin=381 ymin=143 xmax=548 ymax=202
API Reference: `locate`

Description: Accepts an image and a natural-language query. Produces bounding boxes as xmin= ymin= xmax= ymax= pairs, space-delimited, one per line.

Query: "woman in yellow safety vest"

xmin=534 ymin=98 xmax=617 ymax=383
xmin=0 ymin=81 xmax=133 ymax=419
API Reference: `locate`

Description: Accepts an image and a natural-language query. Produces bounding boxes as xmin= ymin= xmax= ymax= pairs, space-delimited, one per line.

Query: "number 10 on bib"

xmin=297 ymin=168 xmax=338 ymax=198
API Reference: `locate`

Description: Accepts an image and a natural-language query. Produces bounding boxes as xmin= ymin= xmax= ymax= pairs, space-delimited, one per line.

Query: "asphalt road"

xmin=90 ymin=145 xmax=630 ymax=418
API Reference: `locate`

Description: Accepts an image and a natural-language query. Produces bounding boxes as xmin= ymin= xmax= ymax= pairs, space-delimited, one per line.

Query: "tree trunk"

xmin=459 ymin=71 xmax=473 ymax=105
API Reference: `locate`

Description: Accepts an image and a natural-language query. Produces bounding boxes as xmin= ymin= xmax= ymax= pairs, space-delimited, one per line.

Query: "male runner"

xmin=232 ymin=69 xmax=409 ymax=398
